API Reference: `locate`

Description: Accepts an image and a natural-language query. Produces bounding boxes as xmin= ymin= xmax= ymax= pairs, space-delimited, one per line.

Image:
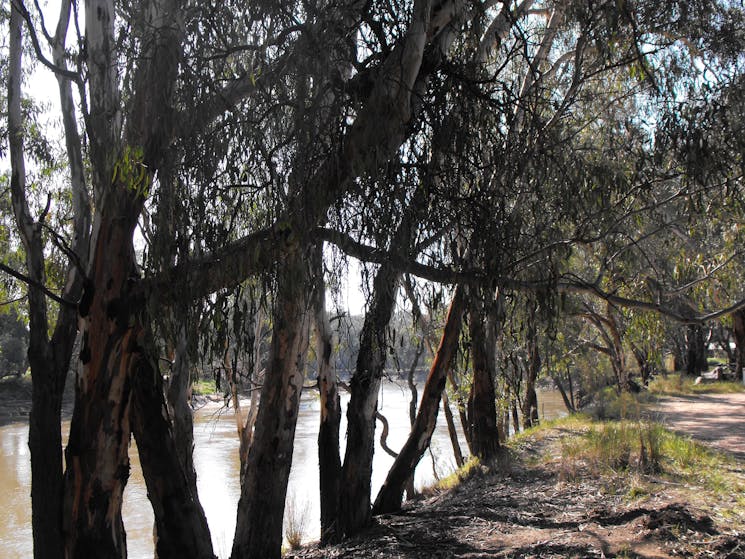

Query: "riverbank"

xmin=287 ymin=413 xmax=745 ymax=559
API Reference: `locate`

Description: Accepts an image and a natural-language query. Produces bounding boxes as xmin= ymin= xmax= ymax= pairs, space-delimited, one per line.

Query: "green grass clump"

xmin=192 ymin=378 xmax=217 ymax=395
xmin=551 ymin=419 xmax=743 ymax=499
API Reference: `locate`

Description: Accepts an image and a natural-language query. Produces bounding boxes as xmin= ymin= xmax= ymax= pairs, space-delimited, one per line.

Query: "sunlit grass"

xmin=510 ymin=414 xmax=744 ymax=505
xmin=649 ymin=374 xmax=744 ymax=396
xmin=428 ymin=456 xmax=482 ymax=493
xmin=192 ymin=378 xmax=218 ymax=395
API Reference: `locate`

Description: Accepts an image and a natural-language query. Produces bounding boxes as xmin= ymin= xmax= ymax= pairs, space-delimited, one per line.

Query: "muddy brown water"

xmin=0 ymin=383 xmax=566 ymax=558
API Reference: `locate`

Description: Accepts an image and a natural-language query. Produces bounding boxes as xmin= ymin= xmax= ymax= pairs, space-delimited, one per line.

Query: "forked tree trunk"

xmin=231 ymin=253 xmax=311 ymax=559
xmin=552 ymin=374 xmax=576 ymax=412
xmin=372 ymin=286 xmax=465 ymax=514
xmin=312 ymin=245 xmax=342 ymax=545
xmin=131 ymin=334 xmax=215 ymax=559
xmin=63 ymin=0 xmax=195 ymax=554
xmin=467 ymin=297 xmax=501 ymax=461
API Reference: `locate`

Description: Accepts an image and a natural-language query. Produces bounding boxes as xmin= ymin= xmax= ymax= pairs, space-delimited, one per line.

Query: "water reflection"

xmin=0 ymin=383 xmax=565 ymax=559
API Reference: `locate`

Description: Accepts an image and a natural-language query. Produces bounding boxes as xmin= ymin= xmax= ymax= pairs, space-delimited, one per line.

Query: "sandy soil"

xmin=649 ymin=392 xmax=745 ymax=460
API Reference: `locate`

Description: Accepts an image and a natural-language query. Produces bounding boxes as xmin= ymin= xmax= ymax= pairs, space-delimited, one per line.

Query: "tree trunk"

xmin=404 ymin=341 xmax=424 ymax=500
xmin=166 ymin=326 xmax=198 ymax=492
xmin=467 ymin=297 xmax=501 ymax=461
xmin=238 ymin=307 xmax=264 ymax=474
xmin=312 ymin=245 xmax=342 ymax=546
xmin=231 ymin=253 xmax=311 ymax=559
xmin=63 ymin=0 xmax=186 ymax=554
xmin=9 ymin=8 xmax=59 ymax=558
xmin=62 ymin=210 xmax=142 ymax=559
xmin=337 ymin=184 xmax=425 ymax=537
xmin=522 ymin=352 xmax=540 ymax=429
xmin=449 ymin=368 xmax=472 ymax=454
xmin=131 ymin=334 xmax=215 ymax=559
xmin=733 ymin=310 xmax=745 ymax=378
xmin=552 ymin=374 xmax=575 ymax=412
xmin=685 ymin=324 xmax=708 ymax=377
xmin=372 ymin=286 xmax=465 ymax=515
xmin=338 ymin=261 xmax=400 ymax=537
xmin=441 ymin=389 xmax=464 ymax=468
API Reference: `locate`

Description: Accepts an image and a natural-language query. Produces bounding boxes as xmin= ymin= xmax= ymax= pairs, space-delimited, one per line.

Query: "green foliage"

xmin=0 ymin=307 xmax=28 ymax=377
xmin=544 ymin=416 xmax=741 ymax=499
xmin=112 ymin=146 xmax=151 ymax=199
xmin=192 ymin=378 xmax=217 ymax=395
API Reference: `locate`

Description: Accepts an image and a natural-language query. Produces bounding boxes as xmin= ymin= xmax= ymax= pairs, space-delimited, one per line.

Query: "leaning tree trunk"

xmin=131 ymin=333 xmax=215 ymax=559
xmin=312 ymin=244 xmax=343 ymax=545
xmin=467 ymin=296 xmax=501 ymax=461
xmin=522 ymin=342 xmax=540 ymax=429
xmin=337 ymin=184 xmax=424 ymax=538
xmin=372 ymin=286 xmax=465 ymax=514
xmin=231 ymin=251 xmax=312 ymax=559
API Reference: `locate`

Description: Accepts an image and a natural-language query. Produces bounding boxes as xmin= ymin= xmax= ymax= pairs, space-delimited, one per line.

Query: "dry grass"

xmin=649 ymin=374 xmax=744 ymax=396
xmin=283 ymin=493 xmax=310 ymax=551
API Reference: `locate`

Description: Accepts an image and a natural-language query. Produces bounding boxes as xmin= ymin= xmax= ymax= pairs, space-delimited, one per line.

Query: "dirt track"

xmin=650 ymin=392 xmax=745 ymax=459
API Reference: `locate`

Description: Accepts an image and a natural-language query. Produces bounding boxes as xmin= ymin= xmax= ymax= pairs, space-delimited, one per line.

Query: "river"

xmin=0 ymin=382 xmax=566 ymax=558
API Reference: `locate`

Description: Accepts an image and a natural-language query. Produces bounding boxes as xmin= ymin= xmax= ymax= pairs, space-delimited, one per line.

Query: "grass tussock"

xmin=649 ymin=374 xmax=744 ymax=396
xmin=283 ymin=493 xmax=310 ymax=551
xmin=539 ymin=416 xmax=745 ymax=502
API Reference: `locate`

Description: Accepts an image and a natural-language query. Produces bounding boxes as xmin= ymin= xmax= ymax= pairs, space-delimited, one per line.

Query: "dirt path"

xmin=649 ymin=392 xmax=745 ymax=459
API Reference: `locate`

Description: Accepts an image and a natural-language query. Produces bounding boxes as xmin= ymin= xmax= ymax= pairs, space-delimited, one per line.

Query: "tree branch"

xmin=0 ymin=262 xmax=77 ymax=308
xmin=11 ymin=0 xmax=82 ymax=84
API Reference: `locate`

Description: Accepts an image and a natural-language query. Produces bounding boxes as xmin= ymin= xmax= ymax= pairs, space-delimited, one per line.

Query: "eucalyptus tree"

xmin=7 ymin=3 xmax=90 ymax=558
xmin=7 ymin=2 xmax=745 ymax=559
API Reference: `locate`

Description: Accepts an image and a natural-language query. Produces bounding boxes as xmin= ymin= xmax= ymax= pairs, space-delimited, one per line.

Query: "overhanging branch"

xmin=0 ymin=262 xmax=77 ymax=308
